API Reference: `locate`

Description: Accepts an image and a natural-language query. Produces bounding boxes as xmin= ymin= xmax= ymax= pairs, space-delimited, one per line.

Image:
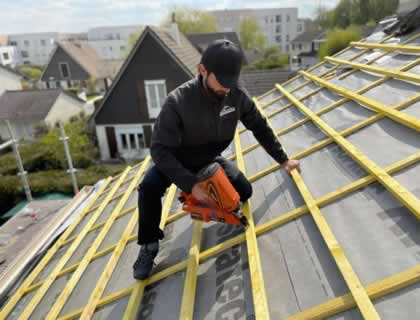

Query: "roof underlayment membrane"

xmin=1 ymin=26 xmax=420 ymax=320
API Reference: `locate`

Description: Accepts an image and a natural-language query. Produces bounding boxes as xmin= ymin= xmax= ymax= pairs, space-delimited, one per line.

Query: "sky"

xmin=0 ymin=0 xmax=339 ymax=34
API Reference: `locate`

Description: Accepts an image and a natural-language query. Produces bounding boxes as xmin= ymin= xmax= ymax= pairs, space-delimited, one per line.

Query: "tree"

xmin=315 ymin=0 xmax=399 ymax=30
xmin=161 ymin=7 xmax=217 ymax=34
xmin=244 ymin=46 xmax=289 ymax=70
xmin=239 ymin=17 xmax=267 ymax=51
xmin=18 ymin=66 xmax=42 ymax=80
xmin=319 ymin=25 xmax=362 ymax=59
xmin=124 ymin=31 xmax=142 ymax=58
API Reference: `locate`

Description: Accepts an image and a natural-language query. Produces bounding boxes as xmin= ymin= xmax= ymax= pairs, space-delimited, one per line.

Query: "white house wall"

xmin=96 ymin=125 xmax=110 ymax=160
xmin=0 ymin=46 xmax=21 ymax=67
xmin=44 ymin=93 xmax=84 ymax=126
xmin=96 ymin=123 xmax=151 ymax=161
xmin=0 ymin=68 xmax=22 ymax=95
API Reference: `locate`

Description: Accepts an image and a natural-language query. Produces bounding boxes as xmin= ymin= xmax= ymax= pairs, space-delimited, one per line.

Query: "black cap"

xmin=200 ymin=39 xmax=243 ymax=88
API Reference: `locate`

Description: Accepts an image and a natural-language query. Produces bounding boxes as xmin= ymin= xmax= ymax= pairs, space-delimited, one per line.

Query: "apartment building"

xmin=210 ymin=8 xmax=305 ymax=53
xmin=7 ymin=32 xmax=87 ymax=66
xmin=87 ymin=25 xmax=143 ymax=60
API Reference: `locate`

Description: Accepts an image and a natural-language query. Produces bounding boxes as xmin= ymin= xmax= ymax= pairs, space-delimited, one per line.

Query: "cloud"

xmin=0 ymin=0 xmax=339 ymax=34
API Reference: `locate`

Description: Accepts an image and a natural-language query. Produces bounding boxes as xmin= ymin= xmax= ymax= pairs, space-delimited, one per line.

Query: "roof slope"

xmin=150 ymin=26 xmax=201 ymax=76
xmin=291 ymin=30 xmax=323 ymax=43
xmin=240 ymin=68 xmax=293 ymax=97
xmin=44 ymin=41 xmax=118 ymax=79
xmin=1 ymin=23 xmax=420 ymax=320
xmin=0 ymin=89 xmax=62 ymax=121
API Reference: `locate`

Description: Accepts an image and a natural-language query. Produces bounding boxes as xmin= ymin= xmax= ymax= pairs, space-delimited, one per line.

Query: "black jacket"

xmin=151 ymin=76 xmax=288 ymax=193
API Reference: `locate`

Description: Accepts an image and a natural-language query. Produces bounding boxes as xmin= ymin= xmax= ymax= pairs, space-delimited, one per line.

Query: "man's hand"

xmin=192 ymin=183 xmax=211 ymax=202
xmin=282 ymin=159 xmax=301 ymax=175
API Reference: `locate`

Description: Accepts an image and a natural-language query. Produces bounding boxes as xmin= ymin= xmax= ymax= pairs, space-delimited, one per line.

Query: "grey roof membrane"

xmin=2 ymin=27 xmax=420 ymax=320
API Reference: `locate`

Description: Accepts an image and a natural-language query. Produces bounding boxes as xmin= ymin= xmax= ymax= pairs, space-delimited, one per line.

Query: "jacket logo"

xmin=219 ymin=105 xmax=236 ymax=117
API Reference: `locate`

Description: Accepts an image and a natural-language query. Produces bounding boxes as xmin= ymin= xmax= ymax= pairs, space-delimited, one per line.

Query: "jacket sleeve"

xmin=239 ymin=91 xmax=289 ymax=165
xmin=150 ymin=95 xmax=197 ymax=193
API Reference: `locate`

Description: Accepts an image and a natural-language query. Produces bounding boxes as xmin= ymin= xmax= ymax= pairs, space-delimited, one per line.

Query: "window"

xmin=129 ymin=133 xmax=136 ymax=149
xmin=292 ymin=44 xmax=295 ymax=50
xmin=145 ymin=80 xmax=167 ymax=119
xmin=276 ymin=15 xmax=281 ymax=23
xmin=286 ymin=15 xmax=290 ymax=22
xmin=286 ymin=34 xmax=289 ymax=42
xmin=137 ymin=133 xmax=146 ymax=148
xmin=121 ymin=134 xmax=128 ymax=149
xmin=56 ymin=81 xmax=61 ymax=88
xmin=2 ymin=52 xmax=9 ymax=60
xmin=298 ymin=43 xmax=302 ymax=50
xmin=21 ymin=50 xmax=29 ymax=58
xmin=275 ymin=35 xmax=282 ymax=43
xmin=41 ymin=39 xmax=46 ymax=46
xmin=297 ymin=24 xmax=303 ymax=32
xmin=286 ymin=44 xmax=289 ymax=51
xmin=24 ymin=40 xmax=30 ymax=46
xmin=120 ymin=46 xmax=126 ymax=51
xmin=116 ymin=127 xmax=147 ymax=155
xmin=59 ymin=62 xmax=70 ymax=78
xmin=109 ymin=46 xmax=113 ymax=51
xmin=276 ymin=25 xmax=281 ymax=33
xmin=10 ymin=41 xmax=17 ymax=46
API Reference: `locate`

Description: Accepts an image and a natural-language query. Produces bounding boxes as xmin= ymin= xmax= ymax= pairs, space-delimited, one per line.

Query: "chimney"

xmin=170 ymin=12 xmax=181 ymax=45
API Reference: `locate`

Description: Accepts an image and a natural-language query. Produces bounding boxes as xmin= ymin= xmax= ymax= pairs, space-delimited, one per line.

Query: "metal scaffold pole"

xmin=59 ymin=122 xmax=79 ymax=195
xmin=5 ymin=120 xmax=33 ymax=202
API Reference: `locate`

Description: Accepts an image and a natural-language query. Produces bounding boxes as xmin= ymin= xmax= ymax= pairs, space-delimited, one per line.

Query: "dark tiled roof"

xmin=299 ymin=50 xmax=318 ymax=57
xmin=0 ymin=89 xmax=62 ymax=121
xmin=151 ymin=26 xmax=201 ymax=76
xmin=243 ymin=48 xmax=264 ymax=65
xmin=291 ymin=30 xmax=323 ymax=43
xmin=240 ymin=68 xmax=293 ymax=97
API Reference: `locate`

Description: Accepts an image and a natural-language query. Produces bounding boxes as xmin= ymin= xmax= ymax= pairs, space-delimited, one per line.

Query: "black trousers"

xmin=137 ymin=156 xmax=253 ymax=245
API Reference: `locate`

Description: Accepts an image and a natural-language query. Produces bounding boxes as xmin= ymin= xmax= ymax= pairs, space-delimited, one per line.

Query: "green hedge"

xmin=319 ymin=26 xmax=362 ymax=59
xmin=0 ymin=117 xmax=97 ymax=175
xmin=0 ymin=164 xmax=127 ymax=214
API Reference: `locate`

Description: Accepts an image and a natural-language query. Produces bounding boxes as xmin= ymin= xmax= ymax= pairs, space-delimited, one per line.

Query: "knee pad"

xmin=236 ymin=173 xmax=253 ymax=202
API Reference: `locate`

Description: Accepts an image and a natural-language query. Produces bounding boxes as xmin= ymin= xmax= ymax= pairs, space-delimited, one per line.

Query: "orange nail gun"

xmin=178 ymin=163 xmax=248 ymax=226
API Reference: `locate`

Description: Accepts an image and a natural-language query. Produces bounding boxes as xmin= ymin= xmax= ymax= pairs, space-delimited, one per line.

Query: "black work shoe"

xmin=133 ymin=242 xmax=159 ymax=280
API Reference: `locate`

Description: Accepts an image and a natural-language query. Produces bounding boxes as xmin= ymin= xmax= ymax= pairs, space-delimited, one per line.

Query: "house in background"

xmin=0 ymin=64 xmax=22 ymax=96
xmin=0 ymin=46 xmax=21 ymax=67
xmin=93 ymin=24 xmax=201 ymax=161
xmin=0 ymin=89 xmax=84 ymax=140
xmin=289 ymin=30 xmax=324 ymax=70
xmin=40 ymin=41 xmax=123 ymax=95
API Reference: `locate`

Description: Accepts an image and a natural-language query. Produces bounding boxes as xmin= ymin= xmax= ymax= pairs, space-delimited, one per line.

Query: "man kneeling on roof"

xmin=133 ymin=39 xmax=301 ymax=280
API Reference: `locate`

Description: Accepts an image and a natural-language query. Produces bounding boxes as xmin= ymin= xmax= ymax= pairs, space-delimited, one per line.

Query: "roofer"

xmin=133 ymin=39 xmax=300 ymax=280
